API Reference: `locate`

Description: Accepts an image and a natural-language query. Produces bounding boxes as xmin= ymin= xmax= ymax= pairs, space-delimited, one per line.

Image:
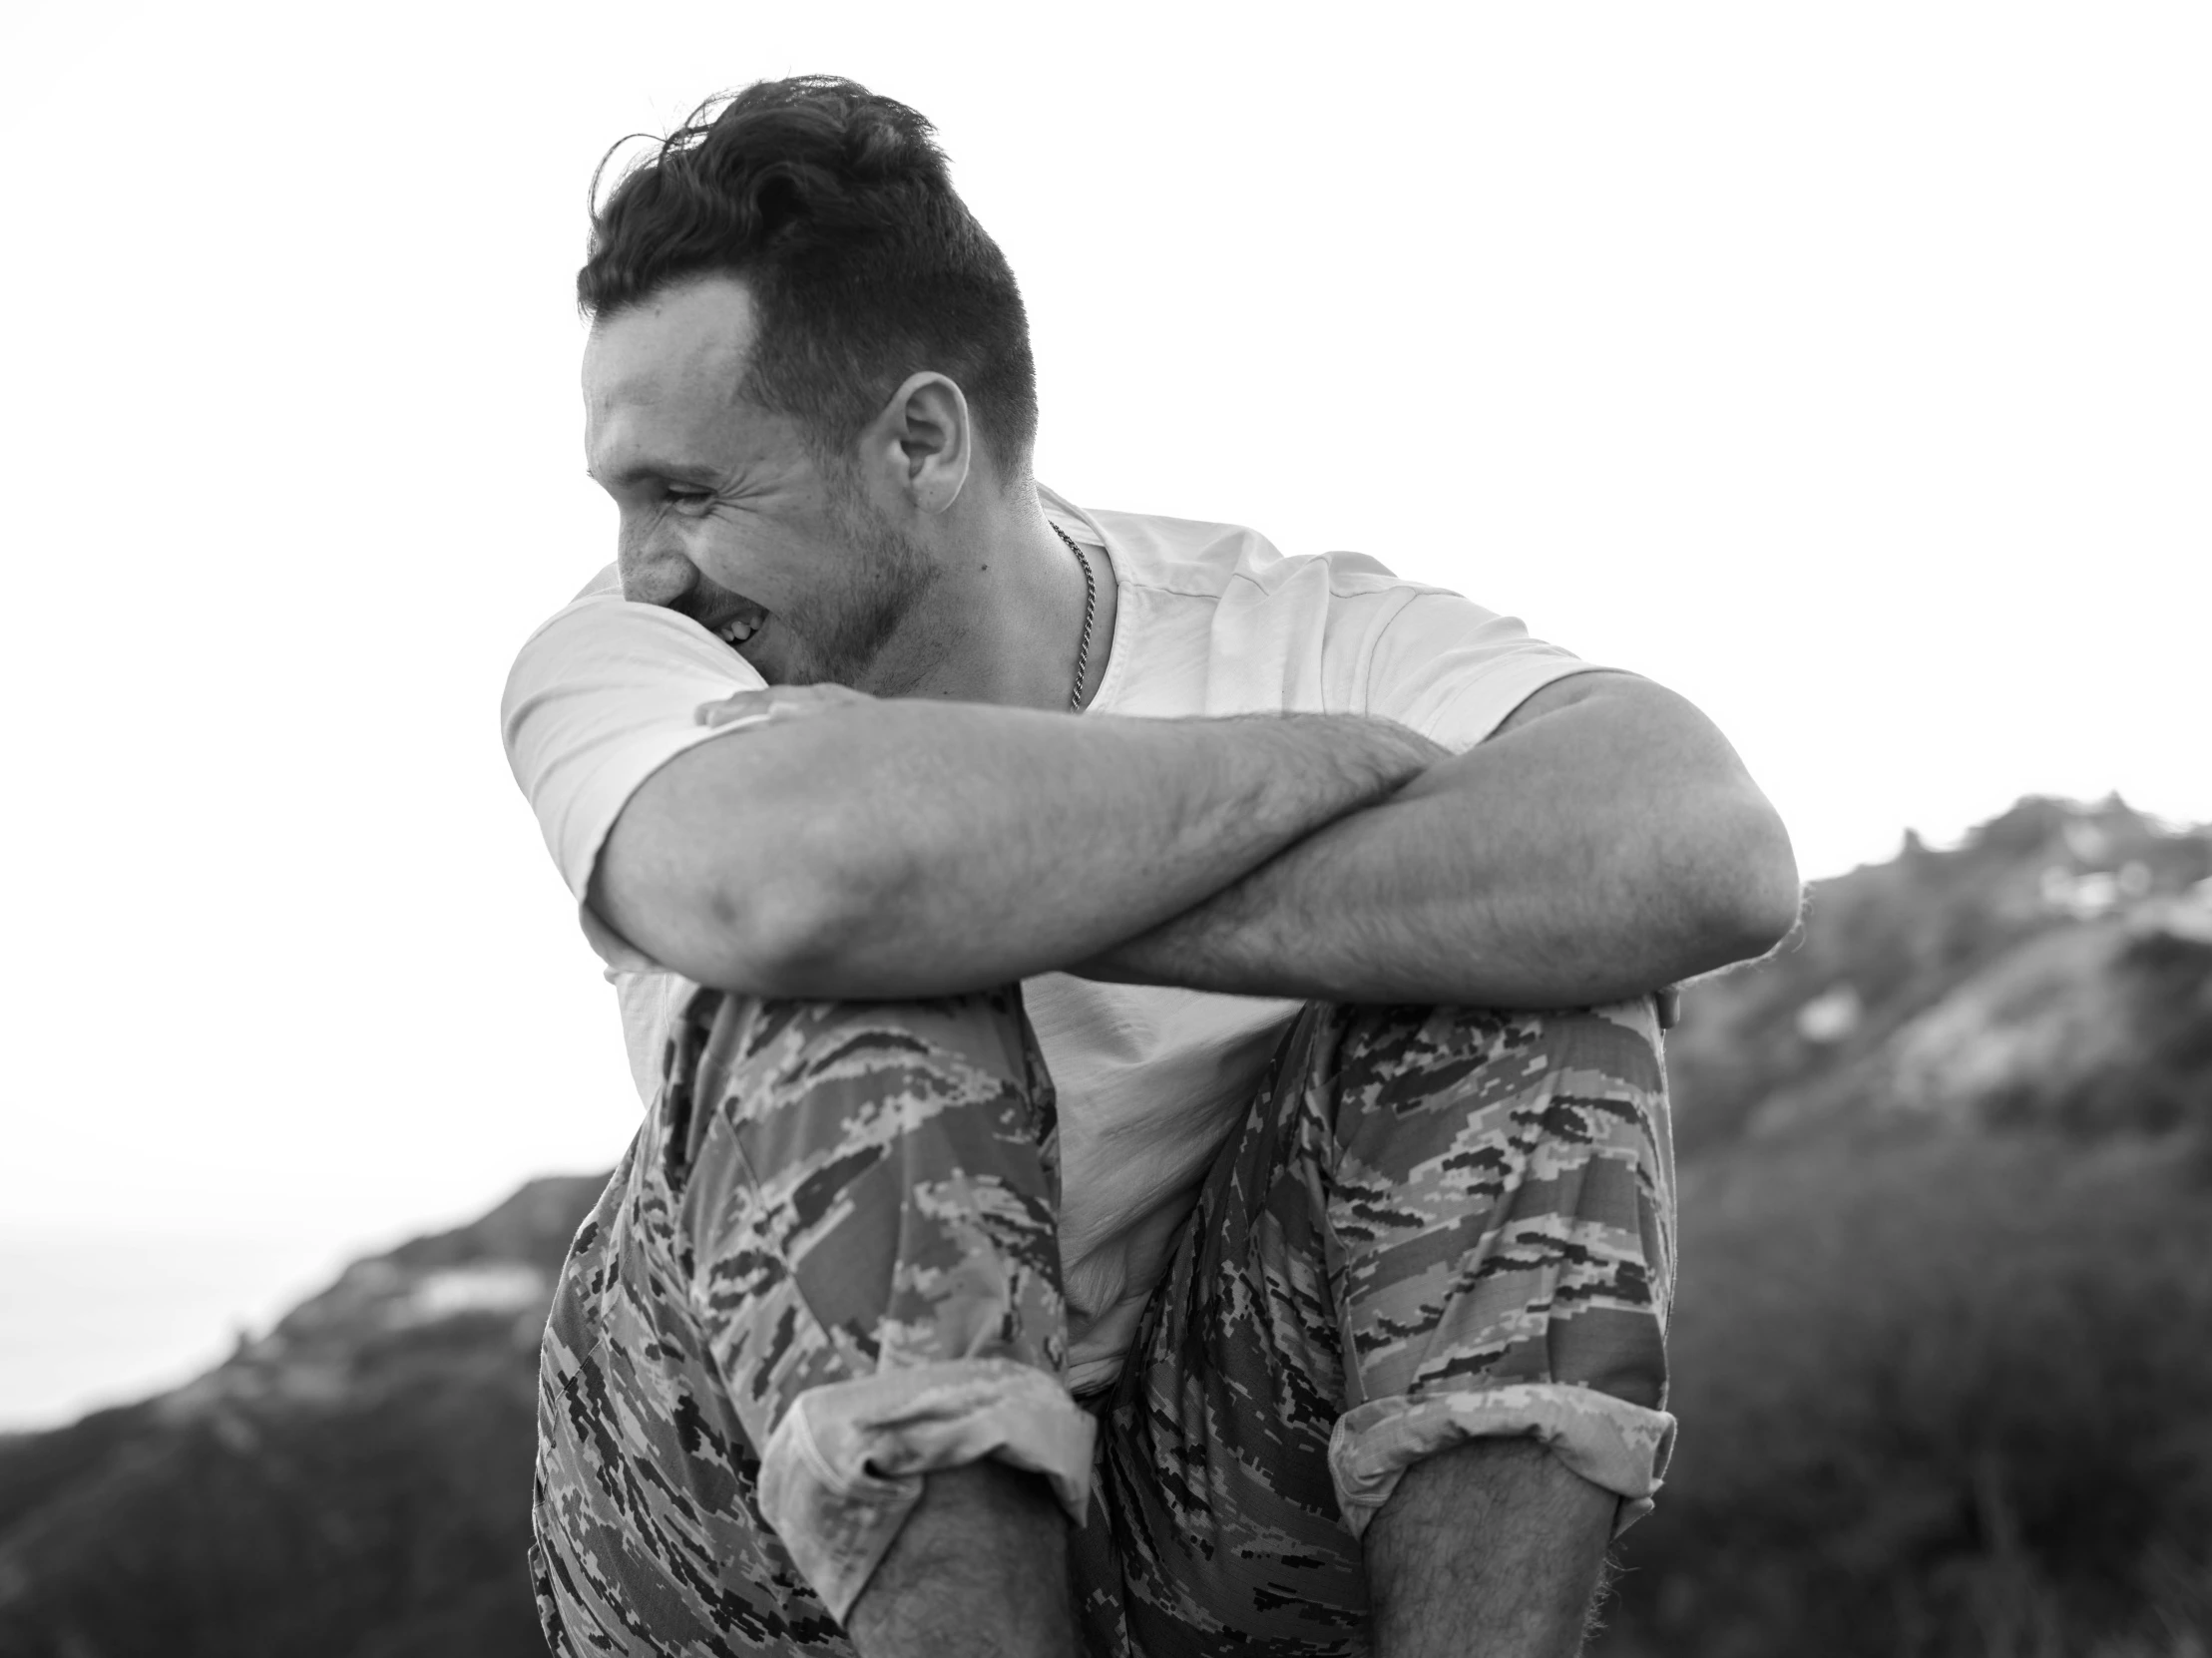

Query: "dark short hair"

xmin=580 ymin=77 xmax=1038 ymax=478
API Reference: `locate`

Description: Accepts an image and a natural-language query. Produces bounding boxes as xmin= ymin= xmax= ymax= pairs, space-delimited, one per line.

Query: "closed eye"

xmin=585 ymin=460 xmax=729 ymax=502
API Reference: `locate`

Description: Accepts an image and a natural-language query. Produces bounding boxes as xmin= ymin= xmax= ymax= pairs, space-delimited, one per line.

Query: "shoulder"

xmin=1044 ymin=493 xmax=1278 ymax=600
xmin=502 ymin=579 xmax=754 ymax=720
xmin=498 ymin=578 xmax=766 ymax=912
xmin=1041 ymin=485 xmax=1445 ymax=611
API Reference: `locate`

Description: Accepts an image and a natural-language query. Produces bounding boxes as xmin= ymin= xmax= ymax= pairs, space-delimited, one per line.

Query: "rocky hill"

xmin=1666 ymin=794 xmax=2212 ymax=1151
xmin=0 ymin=1178 xmax=604 ymax=1658
xmin=1 ymin=796 xmax=2206 ymax=1658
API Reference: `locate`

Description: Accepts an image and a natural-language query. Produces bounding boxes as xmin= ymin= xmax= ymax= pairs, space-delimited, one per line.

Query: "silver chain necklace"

xmin=1050 ymin=521 xmax=1098 ymax=712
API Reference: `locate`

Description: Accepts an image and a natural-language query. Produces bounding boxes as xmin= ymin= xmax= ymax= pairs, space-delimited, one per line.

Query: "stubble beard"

xmin=773 ymin=495 xmax=945 ymax=690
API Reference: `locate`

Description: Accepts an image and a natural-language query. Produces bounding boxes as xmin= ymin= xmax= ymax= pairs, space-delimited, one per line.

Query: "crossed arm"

xmin=589 ymin=668 xmax=1801 ymax=1006
xmin=588 ymin=669 xmax=1793 ymax=1658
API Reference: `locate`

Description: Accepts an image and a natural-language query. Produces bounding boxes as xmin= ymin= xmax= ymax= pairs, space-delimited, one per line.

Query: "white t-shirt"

xmin=500 ymin=487 xmax=1604 ymax=1392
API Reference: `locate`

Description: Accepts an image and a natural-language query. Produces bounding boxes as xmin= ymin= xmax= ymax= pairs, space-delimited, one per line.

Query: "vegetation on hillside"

xmin=1597 ymin=797 xmax=2212 ymax=1658
xmin=1594 ymin=1127 xmax=2212 ymax=1658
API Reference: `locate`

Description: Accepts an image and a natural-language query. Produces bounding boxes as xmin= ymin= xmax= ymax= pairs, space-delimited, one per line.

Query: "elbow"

xmin=591 ymin=847 xmax=883 ymax=998
xmin=1663 ymin=795 xmax=1801 ymax=977
xmin=1704 ymin=800 xmax=1804 ymax=963
xmin=711 ymin=867 xmax=875 ymax=996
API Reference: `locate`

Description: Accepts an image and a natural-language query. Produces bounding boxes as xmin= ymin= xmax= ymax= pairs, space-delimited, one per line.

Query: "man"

xmin=502 ymin=75 xmax=1798 ymax=1658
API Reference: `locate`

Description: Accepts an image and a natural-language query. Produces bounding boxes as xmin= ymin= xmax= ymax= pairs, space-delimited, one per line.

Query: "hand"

xmin=1382 ymin=721 xmax=1453 ymax=770
xmin=695 ymin=682 xmax=876 ymax=729
xmin=1364 ymin=721 xmax=1459 ymax=803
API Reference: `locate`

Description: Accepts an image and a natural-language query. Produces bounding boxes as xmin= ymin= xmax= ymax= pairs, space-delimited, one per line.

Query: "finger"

xmin=696 ymin=693 xmax=773 ymax=727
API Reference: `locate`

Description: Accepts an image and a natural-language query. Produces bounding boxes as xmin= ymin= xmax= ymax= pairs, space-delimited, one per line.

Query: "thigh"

xmin=1073 ymin=999 xmax=1674 ymax=1658
xmin=675 ymin=983 xmax=1069 ymax=1390
xmin=535 ymin=984 xmax=1076 ymax=1655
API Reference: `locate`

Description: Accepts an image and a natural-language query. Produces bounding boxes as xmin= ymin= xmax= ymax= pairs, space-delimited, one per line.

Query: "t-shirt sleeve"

xmin=1365 ymin=591 xmax=1610 ymax=751
xmin=499 ymin=593 xmax=773 ymax=973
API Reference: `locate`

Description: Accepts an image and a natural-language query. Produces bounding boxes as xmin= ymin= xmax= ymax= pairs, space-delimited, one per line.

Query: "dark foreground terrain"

xmin=2 ymin=796 xmax=2207 ymax=1658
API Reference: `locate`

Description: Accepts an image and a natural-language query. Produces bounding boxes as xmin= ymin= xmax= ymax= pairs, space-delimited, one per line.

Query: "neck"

xmin=862 ymin=489 xmax=1113 ymax=711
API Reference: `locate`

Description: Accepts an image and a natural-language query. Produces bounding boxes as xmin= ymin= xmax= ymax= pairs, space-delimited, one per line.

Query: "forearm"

xmin=1078 ymin=680 xmax=1801 ymax=1006
xmin=595 ymin=700 xmax=1437 ymax=997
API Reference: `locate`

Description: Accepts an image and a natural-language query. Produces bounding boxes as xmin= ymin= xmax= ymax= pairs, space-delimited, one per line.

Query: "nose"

xmin=618 ymin=521 xmax=700 ymax=609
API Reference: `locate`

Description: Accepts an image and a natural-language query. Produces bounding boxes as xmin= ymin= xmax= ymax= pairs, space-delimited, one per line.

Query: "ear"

xmin=863 ymin=371 xmax=973 ymax=517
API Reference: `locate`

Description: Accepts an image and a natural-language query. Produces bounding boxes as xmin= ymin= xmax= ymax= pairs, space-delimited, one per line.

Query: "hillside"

xmin=1604 ymin=796 xmax=2212 ymax=1657
xmin=1666 ymin=794 xmax=2212 ymax=1150
xmin=1 ymin=796 xmax=2206 ymax=1658
xmin=0 ymin=1178 xmax=604 ymax=1658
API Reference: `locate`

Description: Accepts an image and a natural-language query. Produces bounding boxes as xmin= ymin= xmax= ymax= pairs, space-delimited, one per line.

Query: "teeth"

xmin=717 ymin=618 xmax=759 ymax=646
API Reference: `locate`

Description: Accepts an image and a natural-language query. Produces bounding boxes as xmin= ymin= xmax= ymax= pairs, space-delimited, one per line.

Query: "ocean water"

xmin=0 ymin=1229 xmax=352 ymax=1431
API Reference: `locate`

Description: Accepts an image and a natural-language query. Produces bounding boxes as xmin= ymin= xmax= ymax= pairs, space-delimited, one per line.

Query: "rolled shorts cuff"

xmin=1329 ymin=1384 xmax=1678 ymax=1541
xmin=758 ymin=1358 xmax=1098 ymax=1624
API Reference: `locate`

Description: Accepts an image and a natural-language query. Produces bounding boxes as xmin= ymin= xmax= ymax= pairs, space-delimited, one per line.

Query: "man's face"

xmin=582 ymin=274 xmax=936 ymax=686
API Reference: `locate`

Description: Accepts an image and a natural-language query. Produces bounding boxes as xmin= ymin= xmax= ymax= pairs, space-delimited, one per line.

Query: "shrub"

xmin=1597 ymin=1125 xmax=2212 ymax=1658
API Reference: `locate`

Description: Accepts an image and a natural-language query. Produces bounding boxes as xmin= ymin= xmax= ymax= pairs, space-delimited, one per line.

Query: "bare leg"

xmin=845 ymin=1462 xmax=1079 ymax=1658
xmin=1365 ymin=1439 xmax=1617 ymax=1658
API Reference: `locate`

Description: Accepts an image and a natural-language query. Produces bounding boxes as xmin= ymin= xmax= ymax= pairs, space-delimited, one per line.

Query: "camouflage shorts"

xmin=530 ymin=990 xmax=1675 ymax=1657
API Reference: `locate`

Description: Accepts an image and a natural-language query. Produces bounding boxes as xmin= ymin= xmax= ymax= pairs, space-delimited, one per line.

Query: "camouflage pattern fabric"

xmin=1074 ymin=999 xmax=1674 ymax=1658
xmin=529 ymin=990 xmax=1673 ymax=1657
xmin=530 ymin=987 xmax=1063 ymax=1655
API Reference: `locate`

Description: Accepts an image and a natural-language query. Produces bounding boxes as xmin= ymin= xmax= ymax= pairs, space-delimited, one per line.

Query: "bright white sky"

xmin=1 ymin=1 xmax=2205 ymax=1423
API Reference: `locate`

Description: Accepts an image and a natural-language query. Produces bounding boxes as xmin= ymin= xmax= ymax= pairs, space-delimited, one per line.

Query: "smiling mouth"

xmin=702 ymin=602 xmax=769 ymax=649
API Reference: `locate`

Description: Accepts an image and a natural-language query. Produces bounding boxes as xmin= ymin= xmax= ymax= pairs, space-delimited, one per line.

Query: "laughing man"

xmin=502 ymin=75 xmax=1798 ymax=1658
